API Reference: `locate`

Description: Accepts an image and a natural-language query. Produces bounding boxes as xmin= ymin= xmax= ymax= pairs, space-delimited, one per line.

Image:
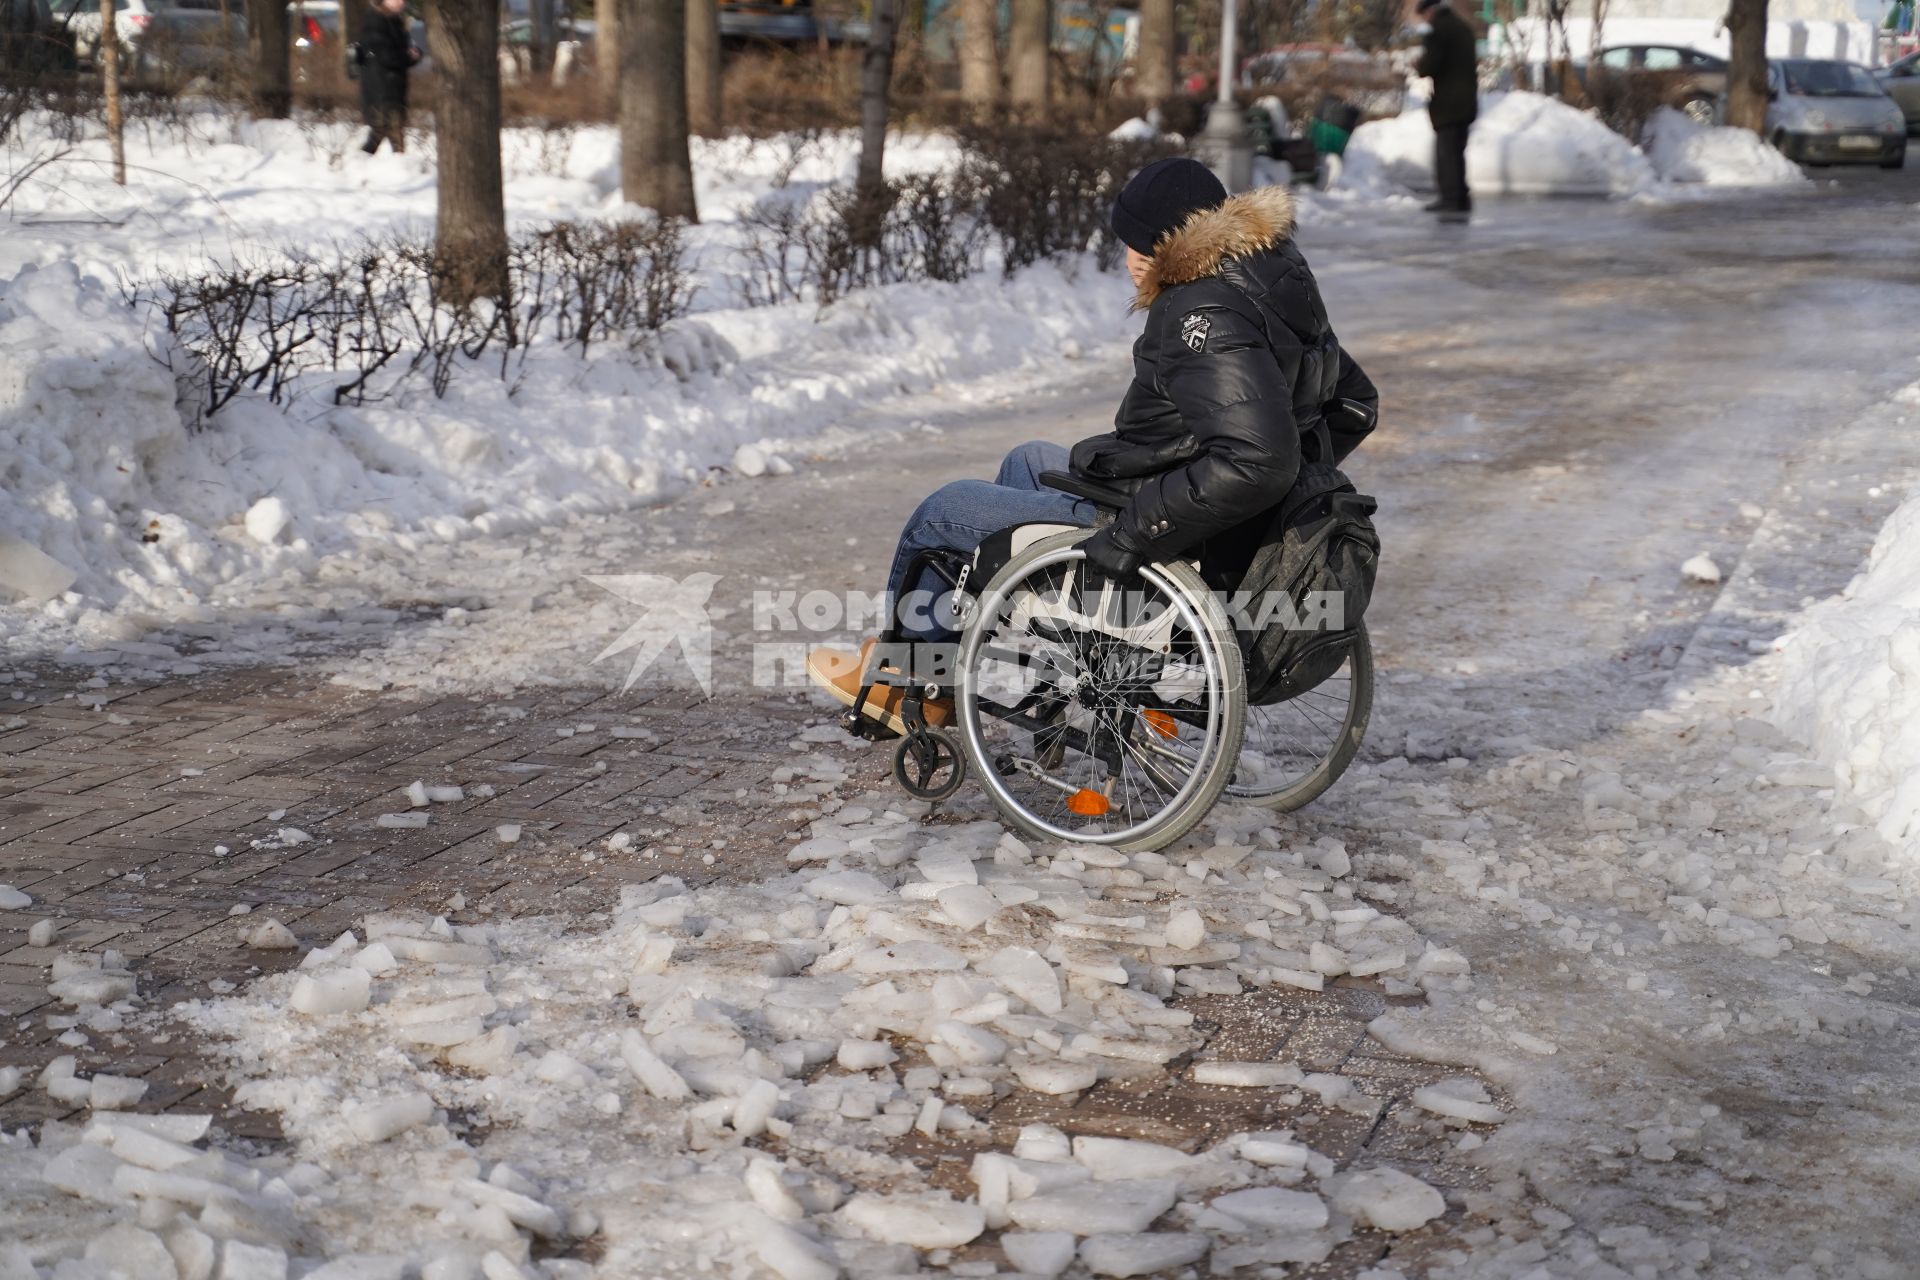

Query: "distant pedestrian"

xmin=1415 ymin=0 xmax=1478 ymax=223
xmin=354 ymin=0 xmax=420 ymax=155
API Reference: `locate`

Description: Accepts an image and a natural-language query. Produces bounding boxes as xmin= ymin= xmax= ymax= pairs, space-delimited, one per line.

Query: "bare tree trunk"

xmin=529 ymin=0 xmax=557 ymax=76
xmin=686 ymin=0 xmax=722 ymax=136
xmin=1007 ymin=0 xmax=1048 ymax=109
xmin=620 ymin=0 xmax=698 ymax=219
xmin=341 ymin=0 xmax=368 ymax=81
xmin=596 ymin=0 xmax=619 ymax=101
xmin=856 ymin=0 xmax=898 ymax=196
xmin=245 ymin=0 xmax=292 ymax=118
xmin=426 ymin=0 xmax=508 ymax=300
xmin=1134 ymin=0 xmax=1174 ymax=106
xmin=1725 ymin=0 xmax=1769 ymax=133
xmin=100 ymin=0 xmax=124 ymax=184
xmin=957 ymin=0 xmax=997 ymax=105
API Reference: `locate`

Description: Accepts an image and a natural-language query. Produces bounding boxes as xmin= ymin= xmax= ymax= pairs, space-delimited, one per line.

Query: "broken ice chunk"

xmin=344 ymin=1093 xmax=434 ymax=1144
xmin=980 ymin=946 xmax=1062 ymax=1015
xmin=220 ymin=1238 xmax=290 ymax=1280
xmin=495 ymin=825 xmax=522 ymax=844
xmin=241 ymin=918 xmax=298 ymax=950
xmin=932 ymin=1020 xmax=1007 ymax=1066
xmin=0 ymin=885 xmax=29 ymax=910
xmin=1002 ymin=1231 xmax=1077 ymax=1278
xmin=1071 ymin=1137 xmax=1192 ymax=1182
xmin=27 ymin=919 xmax=57 ymax=947
xmin=377 ymin=812 xmax=430 ymax=829
xmin=1681 ymin=554 xmax=1722 ymax=585
xmin=733 ymin=1079 xmax=782 ymax=1136
xmin=1012 ymin=1059 xmax=1096 ymax=1096
xmin=1191 ymin=1061 xmax=1304 ymax=1088
xmin=88 ymin=1074 xmax=148 ymax=1111
xmin=935 ymin=884 xmax=999 ymax=930
xmin=841 ymin=1191 xmax=986 ymax=1248
xmin=619 ymin=1029 xmax=691 ymax=1101
xmin=804 ymin=871 xmax=890 ymax=906
xmin=1164 ymin=907 xmax=1205 ymax=951
xmin=290 ymin=968 xmax=371 ymax=1016
xmin=1006 ymin=1179 xmax=1177 ymax=1235
xmin=1079 ymin=1233 xmax=1209 ymax=1278
xmin=835 ymin=1040 xmax=898 ymax=1071
xmin=1410 ymin=1078 xmax=1507 ymax=1125
xmin=1209 ymin=1186 xmax=1328 ymax=1232
xmin=1329 ymin=1167 xmax=1445 ymax=1232
xmin=83 ymin=1224 xmax=176 ymax=1278
xmin=1234 ymin=1132 xmax=1312 ymax=1169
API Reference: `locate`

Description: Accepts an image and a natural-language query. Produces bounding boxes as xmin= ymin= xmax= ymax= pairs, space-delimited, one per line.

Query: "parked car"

xmin=1873 ymin=50 xmax=1920 ymax=134
xmin=1766 ymin=58 xmax=1906 ymax=168
xmin=1584 ymin=44 xmax=1727 ymax=124
xmin=2 ymin=0 xmax=78 ymax=76
xmin=51 ymin=0 xmax=243 ymax=77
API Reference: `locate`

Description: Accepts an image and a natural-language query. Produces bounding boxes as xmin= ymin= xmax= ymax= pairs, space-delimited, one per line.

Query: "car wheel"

xmin=1881 ymin=151 xmax=1906 ymax=170
xmin=1681 ymin=96 xmax=1715 ymax=126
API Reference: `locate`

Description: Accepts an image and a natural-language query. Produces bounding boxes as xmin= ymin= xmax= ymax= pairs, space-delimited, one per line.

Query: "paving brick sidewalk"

xmin=0 ymin=667 xmax=1510 ymax=1275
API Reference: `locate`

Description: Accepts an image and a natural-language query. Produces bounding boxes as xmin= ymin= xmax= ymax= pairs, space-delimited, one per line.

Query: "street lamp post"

xmin=1195 ymin=0 xmax=1254 ymax=192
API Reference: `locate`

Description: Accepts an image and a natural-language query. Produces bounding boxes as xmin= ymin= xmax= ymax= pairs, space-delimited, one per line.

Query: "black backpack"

xmin=1207 ymin=419 xmax=1380 ymax=706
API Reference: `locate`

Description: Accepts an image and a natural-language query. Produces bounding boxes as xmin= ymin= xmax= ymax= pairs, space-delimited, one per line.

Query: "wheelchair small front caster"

xmin=893 ymin=727 xmax=966 ymax=802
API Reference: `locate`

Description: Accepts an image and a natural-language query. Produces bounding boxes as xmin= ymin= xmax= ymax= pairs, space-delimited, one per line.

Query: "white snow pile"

xmin=1341 ymin=92 xmax=1655 ymax=199
xmin=1772 ymin=481 xmax=1920 ymax=863
xmin=1642 ymin=109 xmax=1808 ymax=188
xmin=0 ymin=796 xmax=1493 ymax=1278
xmin=0 ymin=122 xmax=1135 ymax=649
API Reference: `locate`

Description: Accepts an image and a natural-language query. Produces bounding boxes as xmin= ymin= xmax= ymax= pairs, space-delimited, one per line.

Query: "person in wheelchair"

xmin=806 ymin=157 xmax=1378 ymax=736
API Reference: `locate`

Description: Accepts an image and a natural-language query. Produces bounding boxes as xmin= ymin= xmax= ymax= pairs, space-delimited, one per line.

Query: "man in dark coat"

xmin=356 ymin=0 xmax=420 ymax=155
xmin=806 ymin=158 xmax=1377 ymax=734
xmin=1414 ymin=0 xmax=1479 ymax=222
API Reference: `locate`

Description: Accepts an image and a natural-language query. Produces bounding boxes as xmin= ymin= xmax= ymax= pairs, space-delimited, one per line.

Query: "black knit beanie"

xmin=1110 ymin=157 xmax=1228 ymax=257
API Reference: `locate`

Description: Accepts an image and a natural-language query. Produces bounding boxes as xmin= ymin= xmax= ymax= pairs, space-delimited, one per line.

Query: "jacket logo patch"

xmin=1180 ymin=312 xmax=1211 ymax=353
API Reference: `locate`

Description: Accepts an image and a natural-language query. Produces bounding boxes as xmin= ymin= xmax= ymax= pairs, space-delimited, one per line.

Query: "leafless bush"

xmin=526 ymin=218 xmax=695 ymax=355
xmin=128 ymin=219 xmax=697 ymax=421
xmin=735 ymin=175 xmax=987 ymax=310
xmin=134 ymin=257 xmax=329 ymax=420
xmin=294 ymin=102 xmax=360 ymax=170
xmin=955 ymin=121 xmax=1180 ymax=275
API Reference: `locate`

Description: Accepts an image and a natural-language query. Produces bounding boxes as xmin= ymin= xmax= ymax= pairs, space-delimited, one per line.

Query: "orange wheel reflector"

xmin=1067 ymin=788 xmax=1110 ymax=817
xmin=1142 ymin=709 xmax=1178 ymax=739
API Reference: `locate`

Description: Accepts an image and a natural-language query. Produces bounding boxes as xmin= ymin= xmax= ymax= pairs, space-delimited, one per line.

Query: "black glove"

xmin=1078 ymin=522 xmax=1149 ymax=585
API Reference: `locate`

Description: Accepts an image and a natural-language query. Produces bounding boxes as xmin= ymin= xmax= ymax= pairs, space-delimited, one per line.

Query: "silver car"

xmin=1874 ymin=51 xmax=1920 ymax=135
xmin=1767 ymin=58 xmax=1907 ymax=168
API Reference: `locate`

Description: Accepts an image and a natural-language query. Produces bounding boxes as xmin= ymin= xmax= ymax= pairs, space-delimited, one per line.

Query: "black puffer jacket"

xmin=1070 ymin=186 xmax=1377 ymax=561
xmin=357 ymin=10 xmax=416 ymax=112
xmin=1415 ymin=6 xmax=1479 ymax=127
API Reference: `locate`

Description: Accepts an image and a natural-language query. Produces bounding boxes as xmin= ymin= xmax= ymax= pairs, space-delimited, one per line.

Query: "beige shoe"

xmin=806 ymin=638 xmax=953 ymax=737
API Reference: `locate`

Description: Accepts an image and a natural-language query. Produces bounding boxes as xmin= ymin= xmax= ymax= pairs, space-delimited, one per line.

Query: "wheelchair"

xmin=841 ymin=471 xmax=1373 ymax=853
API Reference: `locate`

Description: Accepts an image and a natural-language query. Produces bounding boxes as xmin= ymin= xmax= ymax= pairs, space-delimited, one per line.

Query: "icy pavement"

xmin=6 ymin=188 xmax=1920 ymax=1278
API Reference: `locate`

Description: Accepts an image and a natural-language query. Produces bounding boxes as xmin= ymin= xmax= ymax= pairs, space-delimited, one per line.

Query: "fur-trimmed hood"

xmin=1132 ymin=185 xmax=1298 ymax=310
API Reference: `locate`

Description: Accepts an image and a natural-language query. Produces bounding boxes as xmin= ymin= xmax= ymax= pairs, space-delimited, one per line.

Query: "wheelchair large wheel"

xmin=1234 ymin=623 xmax=1373 ymax=811
xmin=1138 ymin=623 xmax=1373 ymax=812
xmin=953 ymin=531 xmax=1246 ymax=853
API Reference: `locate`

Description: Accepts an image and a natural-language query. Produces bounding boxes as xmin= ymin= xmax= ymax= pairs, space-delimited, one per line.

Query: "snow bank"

xmin=1643 ymin=109 xmax=1807 ymax=187
xmin=1772 ymin=477 xmax=1920 ymax=859
xmin=0 ymin=123 xmax=1133 ymax=645
xmin=1341 ymin=92 xmax=1654 ymax=198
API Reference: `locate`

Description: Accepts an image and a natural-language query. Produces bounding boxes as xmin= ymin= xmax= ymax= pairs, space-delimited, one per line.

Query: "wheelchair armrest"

xmin=1040 ymin=470 xmax=1131 ymax=511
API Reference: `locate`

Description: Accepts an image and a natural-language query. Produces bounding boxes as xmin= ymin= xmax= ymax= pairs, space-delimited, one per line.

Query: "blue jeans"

xmin=886 ymin=440 xmax=1096 ymax=642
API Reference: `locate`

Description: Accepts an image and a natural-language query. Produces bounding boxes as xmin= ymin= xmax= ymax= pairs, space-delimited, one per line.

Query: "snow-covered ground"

xmin=5 ymin=97 xmax=1920 ymax=1280
xmin=0 ymin=118 xmax=1135 ymax=655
